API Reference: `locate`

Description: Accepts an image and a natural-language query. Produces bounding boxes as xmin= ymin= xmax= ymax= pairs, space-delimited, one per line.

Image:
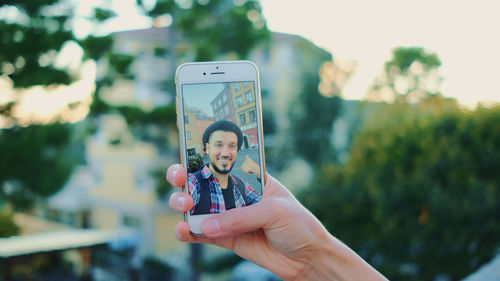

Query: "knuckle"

xmin=266 ymin=197 xmax=290 ymax=218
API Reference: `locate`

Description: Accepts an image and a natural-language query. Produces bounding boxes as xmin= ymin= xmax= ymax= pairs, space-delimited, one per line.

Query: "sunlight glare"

xmin=153 ymin=14 xmax=173 ymax=28
xmin=55 ymin=41 xmax=84 ymax=70
xmin=7 ymin=61 xmax=96 ymax=127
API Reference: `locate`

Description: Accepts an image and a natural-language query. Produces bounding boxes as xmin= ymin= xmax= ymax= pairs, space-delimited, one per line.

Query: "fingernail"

xmin=202 ymin=218 xmax=221 ymax=235
xmin=174 ymin=195 xmax=185 ymax=209
xmin=175 ymin=229 xmax=182 ymax=241
xmin=175 ymin=223 xmax=183 ymax=241
xmin=167 ymin=167 xmax=178 ymax=184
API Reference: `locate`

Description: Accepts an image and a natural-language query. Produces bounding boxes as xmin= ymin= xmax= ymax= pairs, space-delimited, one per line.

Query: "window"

xmin=184 ymin=115 xmax=189 ymax=124
xmin=187 ymin=148 xmax=196 ymax=156
xmin=134 ymin=164 xmax=153 ymax=190
xmin=249 ymin=110 xmax=256 ymax=122
xmin=224 ymin=105 xmax=230 ymax=116
xmin=234 ymin=83 xmax=240 ymax=91
xmin=186 ymin=131 xmax=192 ymax=140
xmin=92 ymin=162 xmax=103 ymax=185
xmin=236 ymin=96 xmax=243 ymax=107
xmin=60 ymin=211 xmax=77 ymax=226
xmin=123 ymin=215 xmax=142 ymax=228
xmin=240 ymin=113 xmax=246 ymax=125
xmin=222 ymin=94 xmax=227 ymax=102
xmin=245 ymin=91 xmax=253 ymax=103
xmin=243 ymin=81 xmax=250 ymax=87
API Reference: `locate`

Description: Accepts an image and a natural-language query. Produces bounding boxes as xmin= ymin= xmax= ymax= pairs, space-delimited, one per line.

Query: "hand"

xmin=167 ymin=164 xmax=387 ymax=281
xmin=240 ymin=155 xmax=261 ymax=179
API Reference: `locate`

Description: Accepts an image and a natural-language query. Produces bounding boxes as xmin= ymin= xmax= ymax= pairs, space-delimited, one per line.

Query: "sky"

xmin=259 ymin=0 xmax=500 ymax=108
xmin=182 ymin=82 xmax=224 ymax=116
xmin=93 ymin=0 xmax=500 ymax=108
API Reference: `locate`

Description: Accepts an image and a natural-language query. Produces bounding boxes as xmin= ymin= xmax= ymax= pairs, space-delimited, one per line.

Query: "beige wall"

xmin=184 ymin=108 xmax=202 ymax=154
xmin=154 ymin=213 xmax=185 ymax=255
xmin=88 ymin=140 xmax=157 ymax=206
xmin=91 ymin=208 xmax=120 ymax=229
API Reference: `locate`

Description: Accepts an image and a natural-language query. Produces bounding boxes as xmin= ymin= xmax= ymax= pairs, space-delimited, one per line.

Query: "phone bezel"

xmin=175 ymin=60 xmax=266 ymax=235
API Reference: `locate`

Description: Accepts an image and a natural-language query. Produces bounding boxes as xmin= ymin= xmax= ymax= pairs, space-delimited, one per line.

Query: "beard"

xmin=211 ymin=160 xmax=235 ymax=175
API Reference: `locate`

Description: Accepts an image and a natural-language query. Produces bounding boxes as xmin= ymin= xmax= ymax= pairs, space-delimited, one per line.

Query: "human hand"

xmin=240 ymin=155 xmax=261 ymax=179
xmin=167 ymin=164 xmax=387 ymax=281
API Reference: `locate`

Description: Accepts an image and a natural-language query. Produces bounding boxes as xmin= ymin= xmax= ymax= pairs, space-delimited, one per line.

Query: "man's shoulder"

xmin=188 ymin=170 xmax=202 ymax=183
xmin=230 ymin=174 xmax=250 ymax=186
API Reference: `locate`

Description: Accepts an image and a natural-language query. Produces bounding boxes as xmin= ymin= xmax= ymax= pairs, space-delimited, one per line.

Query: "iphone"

xmin=175 ymin=61 xmax=266 ymax=235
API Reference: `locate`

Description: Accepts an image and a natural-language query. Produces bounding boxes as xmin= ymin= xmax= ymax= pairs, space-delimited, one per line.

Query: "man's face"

xmin=206 ymin=130 xmax=238 ymax=175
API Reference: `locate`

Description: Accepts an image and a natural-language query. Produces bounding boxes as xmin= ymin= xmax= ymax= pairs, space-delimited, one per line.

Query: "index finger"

xmin=166 ymin=164 xmax=187 ymax=187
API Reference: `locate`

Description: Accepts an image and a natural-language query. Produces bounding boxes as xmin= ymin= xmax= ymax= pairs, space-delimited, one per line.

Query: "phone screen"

xmin=180 ymin=80 xmax=264 ymax=216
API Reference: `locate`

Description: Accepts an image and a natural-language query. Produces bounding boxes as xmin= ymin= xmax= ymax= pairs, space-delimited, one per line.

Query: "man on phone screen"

xmin=188 ymin=120 xmax=262 ymax=215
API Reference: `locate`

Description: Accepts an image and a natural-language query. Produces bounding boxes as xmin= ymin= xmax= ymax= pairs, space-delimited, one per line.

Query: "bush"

xmin=301 ymin=105 xmax=500 ymax=280
xmin=0 ymin=211 xmax=19 ymax=237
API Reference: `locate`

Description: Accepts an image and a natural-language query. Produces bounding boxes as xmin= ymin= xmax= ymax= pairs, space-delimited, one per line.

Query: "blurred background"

xmin=1 ymin=0 xmax=499 ymax=280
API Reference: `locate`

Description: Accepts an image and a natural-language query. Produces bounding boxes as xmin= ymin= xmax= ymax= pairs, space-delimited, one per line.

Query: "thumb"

xmin=200 ymin=198 xmax=278 ymax=238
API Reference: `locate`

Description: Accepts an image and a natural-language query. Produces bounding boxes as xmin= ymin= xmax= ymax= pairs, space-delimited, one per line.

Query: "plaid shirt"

xmin=188 ymin=165 xmax=262 ymax=214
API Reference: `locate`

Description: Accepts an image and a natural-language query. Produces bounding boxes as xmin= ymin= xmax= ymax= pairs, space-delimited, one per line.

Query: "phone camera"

xmin=203 ymin=72 xmax=206 ymax=75
xmin=216 ymin=66 xmax=219 ymax=69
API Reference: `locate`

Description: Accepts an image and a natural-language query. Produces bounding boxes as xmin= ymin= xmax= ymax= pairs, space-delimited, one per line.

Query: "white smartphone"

xmin=175 ymin=61 xmax=266 ymax=235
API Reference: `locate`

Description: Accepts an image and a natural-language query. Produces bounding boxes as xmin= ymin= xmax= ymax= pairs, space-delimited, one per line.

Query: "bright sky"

xmin=183 ymin=82 xmax=224 ymax=116
xmin=259 ymin=0 xmax=500 ymax=107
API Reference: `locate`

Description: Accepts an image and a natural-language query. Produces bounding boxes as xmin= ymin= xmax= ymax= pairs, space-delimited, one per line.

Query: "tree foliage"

xmin=289 ymin=72 xmax=341 ymax=166
xmin=286 ymin=49 xmax=356 ymax=167
xmin=0 ymin=1 xmax=119 ymax=220
xmin=301 ymin=103 xmax=500 ymax=280
xmin=0 ymin=1 xmax=74 ymax=88
xmin=138 ymin=0 xmax=269 ymax=61
xmin=0 ymin=123 xmax=78 ymax=209
xmin=0 ymin=211 xmax=20 ymax=237
xmin=369 ymin=47 xmax=442 ymax=103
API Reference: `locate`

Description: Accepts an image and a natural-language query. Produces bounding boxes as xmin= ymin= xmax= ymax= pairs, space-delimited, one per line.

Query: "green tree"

xmin=138 ymin=0 xmax=269 ymax=61
xmin=0 ymin=0 xmax=118 ymax=234
xmin=0 ymin=1 xmax=73 ymax=89
xmin=301 ymin=103 xmax=500 ymax=280
xmin=369 ymin=47 xmax=442 ymax=103
xmin=0 ymin=211 xmax=19 ymax=237
xmin=0 ymin=123 xmax=78 ymax=210
xmin=289 ymin=71 xmax=341 ymax=166
xmin=287 ymin=50 xmax=355 ymax=167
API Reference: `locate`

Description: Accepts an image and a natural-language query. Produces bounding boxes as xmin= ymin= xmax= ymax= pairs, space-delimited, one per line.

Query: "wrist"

xmin=298 ymin=231 xmax=387 ymax=281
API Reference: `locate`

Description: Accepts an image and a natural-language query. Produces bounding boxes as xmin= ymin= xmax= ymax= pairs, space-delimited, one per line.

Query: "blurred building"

xmin=100 ymin=28 xmax=176 ymax=110
xmin=40 ymin=114 xmax=183 ymax=259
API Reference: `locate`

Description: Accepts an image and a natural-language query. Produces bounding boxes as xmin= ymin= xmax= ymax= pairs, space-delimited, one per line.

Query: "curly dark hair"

xmin=202 ymin=120 xmax=243 ymax=152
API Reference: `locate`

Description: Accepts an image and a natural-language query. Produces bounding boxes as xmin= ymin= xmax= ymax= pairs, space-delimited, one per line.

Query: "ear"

xmin=205 ymin=143 xmax=210 ymax=155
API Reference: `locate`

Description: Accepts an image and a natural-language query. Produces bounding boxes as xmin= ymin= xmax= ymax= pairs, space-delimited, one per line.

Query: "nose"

xmin=220 ymin=146 xmax=231 ymax=157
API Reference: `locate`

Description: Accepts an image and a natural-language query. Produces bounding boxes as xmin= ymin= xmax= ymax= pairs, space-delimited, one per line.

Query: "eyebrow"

xmin=213 ymin=140 xmax=237 ymax=145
